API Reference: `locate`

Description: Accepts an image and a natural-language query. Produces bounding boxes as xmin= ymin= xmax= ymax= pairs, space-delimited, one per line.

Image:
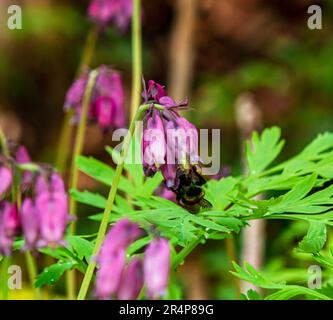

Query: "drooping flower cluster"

xmin=64 ymin=66 xmax=125 ymax=131
xmin=95 ymin=218 xmax=141 ymax=299
xmin=0 ymin=145 xmax=70 ymax=255
xmin=88 ymin=0 xmax=133 ymax=31
xmin=0 ymin=202 xmax=20 ymax=256
xmin=141 ymin=80 xmax=199 ymax=191
xmin=22 ymin=173 xmax=70 ymax=249
xmin=143 ymin=237 xmax=170 ymax=298
xmin=95 ymin=218 xmax=170 ymax=300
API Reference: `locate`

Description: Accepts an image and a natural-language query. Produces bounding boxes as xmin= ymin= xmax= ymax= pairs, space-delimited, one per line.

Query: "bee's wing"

xmin=200 ymin=199 xmax=213 ymax=210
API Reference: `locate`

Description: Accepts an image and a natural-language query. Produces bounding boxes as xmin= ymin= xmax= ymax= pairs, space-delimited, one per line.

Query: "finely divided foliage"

xmin=32 ymin=127 xmax=332 ymax=299
xmin=2 ymin=125 xmax=332 ymax=299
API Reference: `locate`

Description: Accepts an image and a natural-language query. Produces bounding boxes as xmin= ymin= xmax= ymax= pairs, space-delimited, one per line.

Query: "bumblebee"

xmin=173 ymin=166 xmax=212 ymax=214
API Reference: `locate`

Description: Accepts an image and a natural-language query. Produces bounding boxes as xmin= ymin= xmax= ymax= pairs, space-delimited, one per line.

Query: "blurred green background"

xmin=1 ymin=0 xmax=332 ymax=299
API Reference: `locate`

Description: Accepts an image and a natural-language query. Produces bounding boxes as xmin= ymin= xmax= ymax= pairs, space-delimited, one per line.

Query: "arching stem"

xmin=66 ymin=69 xmax=99 ymax=300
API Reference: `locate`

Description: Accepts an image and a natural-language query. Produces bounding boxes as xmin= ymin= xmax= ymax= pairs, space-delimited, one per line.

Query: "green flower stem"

xmin=25 ymin=251 xmax=41 ymax=299
xmin=77 ymin=26 xmax=99 ymax=76
xmin=66 ymin=69 xmax=98 ymax=300
xmin=77 ymin=104 xmax=149 ymax=300
xmin=130 ymin=0 xmax=142 ymax=121
xmin=0 ymin=126 xmax=9 ymax=156
xmin=0 ymin=257 xmax=10 ymax=300
xmin=56 ymin=26 xmax=99 ymax=176
xmin=126 ymin=0 xmax=142 ymax=206
xmin=69 ymin=69 xmax=99 ymax=226
xmin=172 ymin=235 xmax=204 ymax=270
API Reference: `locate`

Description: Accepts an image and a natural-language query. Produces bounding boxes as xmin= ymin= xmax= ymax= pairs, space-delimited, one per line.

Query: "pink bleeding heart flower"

xmin=21 ymin=198 xmax=39 ymax=250
xmin=144 ymin=238 xmax=170 ymax=298
xmin=35 ymin=191 xmax=68 ymax=247
xmin=146 ymin=80 xmax=167 ymax=101
xmin=88 ymin=0 xmax=133 ymax=31
xmin=95 ymin=249 xmax=126 ymax=300
xmin=3 ymin=202 xmax=20 ymax=237
xmin=91 ymin=67 xmax=125 ymax=129
xmin=50 ymin=173 xmax=66 ymax=193
xmin=140 ymin=80 xmax=198 ymax=184
xmin=35 ymin=174 xmax=49 ymax=195
xmin=34 ymin=173 xmax=69 ymax=248
xmin=155 ymin=184 xmax=177 ymax=202
xmin=15 ymin=145 xmax=31 ymax=164
xmin=64 ymin=66 xmax=125 ymax=131
xmin=117 ymin=257 xmax=144 ymax=300
xmin=160 ymin=164 xmax=178 ymax=189
xmin=64 ymin=72 xmax=88 ymax=112
xmin=98 ymin=219 xmax=141 ymax=259
xmin=94 ymin=97 xmax=114 ymax=129
xmin=0 ymin=166 xmax=12 ymax=198
xmin=0 ymin=202 xmax=20 ymax=256
xmin=95 ymin=218 xmax=142 ymax=299
xmin=142 ymin=111 xmax=166 ymax=176
xmin=140 ymin=80 xmax=207 ymax=212
xmin=143 ymin=80 xmax=185 ymax=109
xmin=165 ymin=117 xmax=199 ymax=165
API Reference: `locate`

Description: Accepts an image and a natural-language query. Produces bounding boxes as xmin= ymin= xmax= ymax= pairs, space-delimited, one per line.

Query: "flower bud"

xmin=147 ymin=80 xmax=167 ymax=101
xmin=35 ymin=186 xmax=69 ymax=247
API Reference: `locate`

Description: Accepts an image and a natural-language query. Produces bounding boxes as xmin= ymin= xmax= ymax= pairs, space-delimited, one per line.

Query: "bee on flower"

xmin=141 ymin=80 xmax=212 ymax=213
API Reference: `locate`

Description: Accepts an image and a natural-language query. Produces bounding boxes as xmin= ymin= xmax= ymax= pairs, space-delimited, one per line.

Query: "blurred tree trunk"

xmin=179 ymin=257 xmax=209 ymax=300
xmin=235 ymin=92 xmax=265 ymax=294
xmin=168 ymin=0 xmax=198 ymax=100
